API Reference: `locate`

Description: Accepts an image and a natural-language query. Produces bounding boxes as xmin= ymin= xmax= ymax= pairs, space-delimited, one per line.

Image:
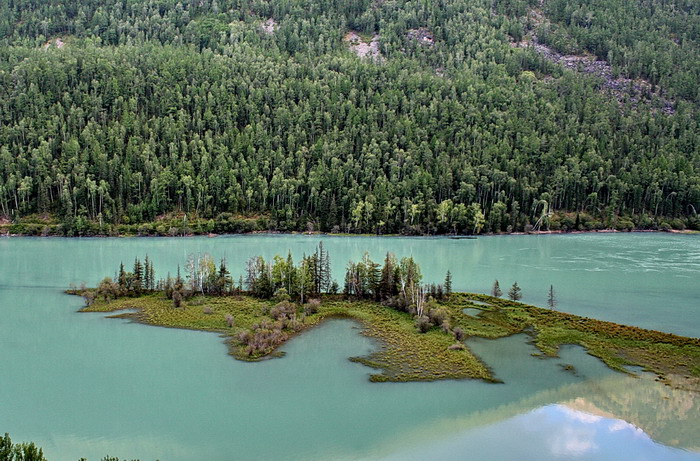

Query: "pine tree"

xmin=547 ymin=285 xmax=557 ymax=310
xmin=444 ymin=270 xmax=452 ymax=298
xmin=492 ymin=280 xmax=502 ymax=297
xmin=143 ymin=255 xmax=151 ymax=291
xmin=508 ymin=282 xmax=522 ymax=301
xmin=164 ymin=272 xmax=173 ymax=299
xmin=379 ymin=252 xmax=396 ymax=300
xmin=132 ymin=258 xmax=143 ymax=294
xmin=218 ymin=258 xmax=231 ymax=294
xmin=118 ymin=262 xmax=128 ymax=294
xmin=175 ymin=265 xmax=183 ymax=292
xmin=149 ymin=260 xmax=155 ymax=290
xmin=256 ymin=261 xmax=273 ymax=298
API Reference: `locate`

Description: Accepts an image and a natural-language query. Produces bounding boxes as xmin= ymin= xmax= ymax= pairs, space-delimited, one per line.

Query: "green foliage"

xmin=0 ymin=433 xmax=47 ymax=461
xmin=547 ymin=284 xmax=557 ymax=309
xmin=539 ymin=0 xmax=700 ymax=101
xmin=244 ymin=243 xmax=333 ymax=301
xmin=444 ymin=270 xmax=452 ymax=298
xmin=0 ymin=0 xmax=697 ymax=235
xmin=79 ymin=287 xmax=700 ymax=389
xmin=508 ymin=281 xmax=523 ymax=301
xmin=491 ymin=280 xmax=502 ymax=298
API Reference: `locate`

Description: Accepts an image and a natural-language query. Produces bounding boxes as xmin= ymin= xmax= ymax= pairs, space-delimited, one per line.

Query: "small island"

xmin=72 ymin=244 xmax=700 ymax=390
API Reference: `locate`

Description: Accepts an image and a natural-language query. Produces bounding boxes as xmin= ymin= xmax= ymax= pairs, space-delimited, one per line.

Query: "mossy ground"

xmin=444 ymin=293 xmax=700 ymax=390
xmin=80 ymin=292 xmax=700 ymax=389
xmin=82 ymin=293 xmax=491 ymax=382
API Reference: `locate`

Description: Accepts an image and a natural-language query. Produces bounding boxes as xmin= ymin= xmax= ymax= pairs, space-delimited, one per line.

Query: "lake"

xmin=0 ymin=233 xmax=698 ymax=460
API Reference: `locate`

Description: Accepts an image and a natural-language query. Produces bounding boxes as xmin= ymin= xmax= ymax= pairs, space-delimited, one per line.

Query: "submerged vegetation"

xmin=74 ymin=247 xmax=700 ymax=389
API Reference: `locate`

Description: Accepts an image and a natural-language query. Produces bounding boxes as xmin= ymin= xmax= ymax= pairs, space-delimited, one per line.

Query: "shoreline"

xmin=2 ymin=211 xmax=698 ymax=238
xmin=3 ymin=227 xmax=698 ymax=239
xmin=74 ymin=290 xmax=700 ymax=390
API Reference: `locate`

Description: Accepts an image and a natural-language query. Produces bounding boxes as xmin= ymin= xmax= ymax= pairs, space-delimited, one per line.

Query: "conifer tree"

xmin=548 ymin=285 xmax=557 ymax=310
xmin=143 ymin=256 xmax=151 ymax=291
xmin=132 ymin=258 xmax=143 ymax=294
xmin=118 ymin=262 xmax=128 ymax=294
xmin=149 ymin=260 xmax=155 ymax=291
xmin=379 ymin=252 xmax=397 ymax=300
xmin=492 ymin=280 xmax=502 ymax=298
xmin=508 ymin=282 xmax=522 ymax=301
xmin=218 ymin=259 xmax=231 ymax=295
xmin=444 ymin=270 xmax=452 ymax=298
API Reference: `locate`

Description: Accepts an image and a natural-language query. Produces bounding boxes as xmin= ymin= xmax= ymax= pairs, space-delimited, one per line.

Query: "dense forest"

xmin=0 ymin=0 xmax=699 ymax=235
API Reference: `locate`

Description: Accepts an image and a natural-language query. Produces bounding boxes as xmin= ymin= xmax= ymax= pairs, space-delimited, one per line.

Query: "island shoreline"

xmin=71 ymin=290 xmax=700 ymax=390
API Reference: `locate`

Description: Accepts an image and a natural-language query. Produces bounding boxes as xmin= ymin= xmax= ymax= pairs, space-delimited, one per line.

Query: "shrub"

xmin=670 ymin=218 xmax=686 ymax=230
xmin=273 ymin=288 xmax=291 ymax=302
xmin=225 ymin=314 xmax=234 ymax=327
xmin=441 ymin=320 xmax=451 ymax=334
xmin=416 ymin=315 xmax=432 ymax=333
xmin=203 ymin=306 xmax=213 ymax=314
xmin=241 ymin=320 xmax=289 ymax=356
xmin=270 ymin=300 xmax=296 ymax=320
xmin=82 ymin=290 xmax=96 ymax=307
xmin=428 ymin=307 xmax=448 ymax=327
xmin=172 ymin=290 xmax=182 ymax=308
xmin=304 ymin=298 xmax=321 ymax=315
xmin=453 ymin=327 xmax=466 ymax=341
xmin=383 ymin=295 xmax=410 ymax=312
xmin=615 ymin=217 xmax=635 ymax=231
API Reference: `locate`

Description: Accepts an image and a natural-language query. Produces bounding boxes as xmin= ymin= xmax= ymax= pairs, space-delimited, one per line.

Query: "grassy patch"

xmin=82 ymin=294 xmax=491 ymax=382
xmin=79 ymin=291 xmax=700 ymax=389
xmin=443 ymin=293 xmax=700 ymax=390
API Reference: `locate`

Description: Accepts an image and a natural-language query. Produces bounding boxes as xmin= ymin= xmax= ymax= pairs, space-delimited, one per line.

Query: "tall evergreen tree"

xmin=444 ymin=270 xmax=452 ymax=298
xmin=492 ymin=280 xmax=502 ymax=298
xmin=132 ymin=258 xmax=143 ymax=294
xmin=508 ymin=282 xmax=522 ymax=301
xmin=548 ymin=285 xmax=557 ymax=310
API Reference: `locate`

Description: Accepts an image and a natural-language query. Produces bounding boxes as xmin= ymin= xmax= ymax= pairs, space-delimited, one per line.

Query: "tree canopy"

xmin=1 ymin=0 xmax=698 ymax=235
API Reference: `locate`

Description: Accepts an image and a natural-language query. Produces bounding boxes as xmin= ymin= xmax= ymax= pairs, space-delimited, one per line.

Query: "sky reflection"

xmin=378 ymin=405 xmax=700 ymax=461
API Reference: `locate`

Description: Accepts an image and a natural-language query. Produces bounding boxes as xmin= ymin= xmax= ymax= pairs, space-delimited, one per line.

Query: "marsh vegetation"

xmin=76 ymin=247 xmax=700 ymax=389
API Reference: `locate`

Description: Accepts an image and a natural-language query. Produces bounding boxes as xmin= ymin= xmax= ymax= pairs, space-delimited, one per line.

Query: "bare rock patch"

xmin=344 ymin=31 xmax=382 ymax=61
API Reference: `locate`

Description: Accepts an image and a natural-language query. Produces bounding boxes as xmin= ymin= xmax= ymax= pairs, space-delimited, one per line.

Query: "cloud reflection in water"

xmin=378 ymin=404 xmax=700 ymax=461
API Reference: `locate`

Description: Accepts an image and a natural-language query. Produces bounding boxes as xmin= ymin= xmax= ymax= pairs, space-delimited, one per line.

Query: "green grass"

xmin=79 ymin=291 xmax=700 ymax=389
xmin=443 ymin=293 xmax=700 ymax=390
xmin=82 ymin=293 xmax=491 ymax=382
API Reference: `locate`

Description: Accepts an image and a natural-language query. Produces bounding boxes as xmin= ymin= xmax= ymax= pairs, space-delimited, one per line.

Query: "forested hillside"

xmin=0 ymin=0 xmax=699 ymax=235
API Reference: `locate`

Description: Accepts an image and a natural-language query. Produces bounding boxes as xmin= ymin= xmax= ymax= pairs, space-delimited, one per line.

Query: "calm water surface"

xmin=0 ymin=233 xmax=698 ymax=460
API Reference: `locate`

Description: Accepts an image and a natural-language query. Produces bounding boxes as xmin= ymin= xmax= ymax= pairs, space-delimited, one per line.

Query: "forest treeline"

xmin=1 ymin=0 xmax=699 ymax=235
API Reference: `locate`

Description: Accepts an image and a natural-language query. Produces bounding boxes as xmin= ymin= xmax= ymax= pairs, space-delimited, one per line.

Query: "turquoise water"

xmin=0 ymin=233 xmax=698 ymax=460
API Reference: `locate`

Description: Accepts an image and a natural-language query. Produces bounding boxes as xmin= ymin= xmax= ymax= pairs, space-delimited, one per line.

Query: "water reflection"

xmin=364 ymin=333 xmax=700 ymax=460
xmin=377 ymin=404 xmax=699 ymax=461
xmin=1 ymin=235 xmax=699 ymax=460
